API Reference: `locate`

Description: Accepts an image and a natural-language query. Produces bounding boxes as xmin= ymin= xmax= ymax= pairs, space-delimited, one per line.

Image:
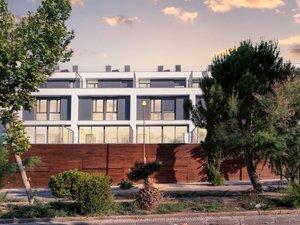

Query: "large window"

xmin=92 ymin=99 xmax=104 ymax=120
xmin=79 ymin=126 xmax=131 ymax=144
xmin=150 ymin=99 xmax=162 ymax=120
xmin=106 ymin=99 xmax=117 ymax=120
xmin=36 ymin=99 xmax=47 ymax=121
xmin=49 ymin=100 xmax=60 ymax=121
xmin=25 ymin=126 xmax=73 ymax=144
xmin=36 ymin=99 xmax=61 ymax=121
xmin=137 ymin=126 xmax=188 ymax=143
xmin=92 ymin=99 xmax=117 ymax=121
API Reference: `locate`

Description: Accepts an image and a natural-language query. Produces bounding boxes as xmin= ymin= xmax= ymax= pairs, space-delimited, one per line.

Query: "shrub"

xmin=49 ymin=170 xmax=87 ymax=199
xmin=118 ymin=179 xmax=135 ymax=190
xmin=280 ymin=185 xmax=300 ymax=208
xmin=127 ymin=161 xmax=161 ymax=182
xmin=49 ymin=170 xmax=113 ymax=215
xmin=193 ymin=201 xmax=221 ymax=212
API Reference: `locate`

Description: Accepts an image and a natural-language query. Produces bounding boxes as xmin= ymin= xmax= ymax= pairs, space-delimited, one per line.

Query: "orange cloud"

xmin=205 ymin=0 xmax=285 ymax=13
xmin=69 ymin=0 xmax=84 ymax=6
xmin=162 ymin=6 xmax=198 ymax=23
xmin=102 ymin=16 xmax=139 ymax=26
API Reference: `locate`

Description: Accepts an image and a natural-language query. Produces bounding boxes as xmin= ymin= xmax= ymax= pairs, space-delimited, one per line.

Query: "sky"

xmin=6 ymin=0 xmax=300 ymax=71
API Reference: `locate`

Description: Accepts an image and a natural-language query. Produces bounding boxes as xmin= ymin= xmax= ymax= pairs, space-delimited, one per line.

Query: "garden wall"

xmin=4 ymin=144 xmax=277 ymax=188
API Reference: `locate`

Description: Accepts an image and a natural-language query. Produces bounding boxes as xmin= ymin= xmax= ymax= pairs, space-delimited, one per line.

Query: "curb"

xmin=0 ymin=209 xmax=299 ymax=224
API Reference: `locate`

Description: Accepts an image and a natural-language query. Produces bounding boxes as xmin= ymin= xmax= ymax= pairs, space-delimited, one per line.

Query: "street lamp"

xmin=142 ymin=100 xmax=147 ymax=164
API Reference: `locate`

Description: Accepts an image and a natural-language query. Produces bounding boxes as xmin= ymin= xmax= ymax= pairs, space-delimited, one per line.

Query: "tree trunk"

xmin=14 ymin=154 xmax=34 ymax=204
xmin=4 ymin=123 xmax=34 ymax=205
xmin=244 ymin=150 xmax=263 ymax=192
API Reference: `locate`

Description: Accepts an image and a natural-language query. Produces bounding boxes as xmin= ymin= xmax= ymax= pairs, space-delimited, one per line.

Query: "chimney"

xmin=157 ymin=65 xmax=164 ymax=72
xmin=175 ymin=65 xmax=181 ymax=72
xmin=105 ymin=65 xmax=112 ymax=72
xmin=124 ymin=65 xmax=130 ymax=72
xmin=72 ymin=65 xmax=78 ymax=73
xmin=54 ymin=65 xmax=60 ymax=72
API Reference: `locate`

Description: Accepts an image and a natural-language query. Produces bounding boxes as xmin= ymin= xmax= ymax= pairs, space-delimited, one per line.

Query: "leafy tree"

xmin=256 ymin=77 xmax=299 ymax=189
xmin=0 ymin=0 xmax=74 ymax=203
xmin=191 ymin=40 xmax=294 ymax=191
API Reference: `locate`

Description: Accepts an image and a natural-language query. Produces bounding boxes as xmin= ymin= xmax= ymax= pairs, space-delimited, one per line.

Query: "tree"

xmin=255 ymin=77 xmax=299 ymax=189
xmin=191 ymin=40 xmax=294 ymax=191
xmin=190 ymin=80 xmax=225 ymax=186
xmin=0 ymin=0 xmax=74 ymax=204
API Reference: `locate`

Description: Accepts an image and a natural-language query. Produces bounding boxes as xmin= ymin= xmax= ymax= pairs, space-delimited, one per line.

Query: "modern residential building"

xmin=20 ymin=65 xmax=208 ymax=144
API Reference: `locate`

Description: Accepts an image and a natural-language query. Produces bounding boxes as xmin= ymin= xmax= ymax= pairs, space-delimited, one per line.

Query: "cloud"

xmin=289 ymin=45 xmax=300 ymax=58
xmin=279 ymin=35 xmax=300 ymax=45
xmin=69 ymin=0 xmax=84 ymax=6
xmin=204 ymin=0 xmax=285 ymax=13
xmin=162 ymin=7 xmax=198 ymax=23
xmin=294 ymin=14 xmax=300 ymax=23
xmin=102 ymin=16 xmax=139 ymax=26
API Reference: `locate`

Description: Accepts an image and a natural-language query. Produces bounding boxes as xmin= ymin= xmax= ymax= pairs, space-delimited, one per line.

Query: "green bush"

xmin=280 ymin=185 xmax=300 ymax=208
xmin=49 ymin=170 xmax=113 ymax=215
xmin=118 ymin=179 xmax=135 ymax=190
xmin=76 ymin=174 xmax=113 ymax=214
xmin=49 ymin=170 xmax=87 ymax=199
xmin=127 ymin=161 xmax=161 ymax=182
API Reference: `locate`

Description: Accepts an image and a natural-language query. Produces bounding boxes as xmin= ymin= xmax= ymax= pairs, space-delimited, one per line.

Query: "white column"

xmin=130 ymin=93 xmax=137 ymax=143
xmin=71 ymin=93 xmax=79 ymax=143
xmin=189 ymin=94 xmax=197 ymax=143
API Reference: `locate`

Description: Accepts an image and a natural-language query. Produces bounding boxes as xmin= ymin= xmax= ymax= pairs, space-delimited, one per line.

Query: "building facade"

xmin=21 ymin=65 xmax=208 ymax=144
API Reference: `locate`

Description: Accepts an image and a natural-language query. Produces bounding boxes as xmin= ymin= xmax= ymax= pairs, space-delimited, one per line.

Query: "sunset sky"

xmin=7 ymin=0 xmax=300 ymax=71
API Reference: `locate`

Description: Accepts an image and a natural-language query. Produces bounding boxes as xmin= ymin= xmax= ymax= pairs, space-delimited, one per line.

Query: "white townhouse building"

xmin=20 ymin=65 xmax=208 ymax=144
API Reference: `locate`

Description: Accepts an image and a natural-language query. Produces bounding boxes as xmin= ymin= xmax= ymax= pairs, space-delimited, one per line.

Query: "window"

xmin=192 ymin=80 xmax=201 ymax=88
xmin=36 ymin=99 xmax=47 ymax=120
xmin=48 ymin=126 xmax=61 ymax=143
xmin=49 ymin=100 xmax=60 ymax=121
xmin=193 ymin=127 xmax=207 ymax=143
xmin=25 ymin=126 xmax=73 ymax=144
xmin=106 ymin=99 xmax=117 ymax=120
xmin=35 ymin=127 xmax=47 ymax=143
xmin=86 ymin=80 xmax=98 ymax=88
xmin=137 ymin=126 xmax=188 ymax=143
xmin=92 ymin=99 xmax=104 ymax=120
xmin=139 ymin=79 xmax=150 ymax=88
xmin=79 ymin=126 xmax=130 ymax=144
xmin=150 ymin=99 xmax=162 ymax=120
xmin=163 ymin=99 xmax=175 ymax=120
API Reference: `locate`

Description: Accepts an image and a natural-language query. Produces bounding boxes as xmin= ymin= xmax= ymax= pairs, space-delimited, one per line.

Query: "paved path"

xmin=1 ymin=210 xmax=299 ymax=225
xmin=2 ymin=179 xmax=284 ymax=202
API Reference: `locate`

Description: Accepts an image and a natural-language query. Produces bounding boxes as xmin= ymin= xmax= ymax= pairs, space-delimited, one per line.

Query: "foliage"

xmin=256 ymin=78 xmax=300 ymax=188
xmin=239 ymin=194 xmax=274 ymax=210
xmin=156 ymin=202 xmax=189 ymax=214
xmin=192 ymin=201 xmax=221 ymax=212
xmin=75 ymin=174 xmax=113 ymax=214
xmin=280 ymin=185 xmax=300 ymax=208
xmin=49 ymin=170 xmax=113 ymax=215
xmin=127 ymin=161 xmax=161 ymax=182
xmin=0 ymin=0 xmax=74 ymax=203
xmin=49 ymin=170 xmax=87 ymax=199
xmin=113 ymin=201 xmax=143 ymax=215
xmin=0 ymin=137 xmax=16 ymax=185
xmin=118 ymin=179 xmax=135 ymax=190
xmin=136 ymin=178 xmax=163 ymax=210
xmin=191 ymin=40 xmax=294 ymax=191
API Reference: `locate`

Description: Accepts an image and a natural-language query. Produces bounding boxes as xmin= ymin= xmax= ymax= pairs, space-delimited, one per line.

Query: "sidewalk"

xmin=2 ymin=179 xmax=284 ymax=202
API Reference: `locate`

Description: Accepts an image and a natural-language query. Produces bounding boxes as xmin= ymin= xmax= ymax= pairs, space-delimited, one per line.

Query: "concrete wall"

xmin=4 ymin=144 xmax=277 ymax=188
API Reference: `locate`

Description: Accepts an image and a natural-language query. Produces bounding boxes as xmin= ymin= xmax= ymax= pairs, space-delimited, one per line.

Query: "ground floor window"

xmin=24 ymin=126 xmax=73 ymax=144
xmin=79 ymin=126 xmax=131 ymax=144
xmin=137 ymin=125 xmax=188 ymax=143
xmin=192 ymin=127 xmax=207 ymax=143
